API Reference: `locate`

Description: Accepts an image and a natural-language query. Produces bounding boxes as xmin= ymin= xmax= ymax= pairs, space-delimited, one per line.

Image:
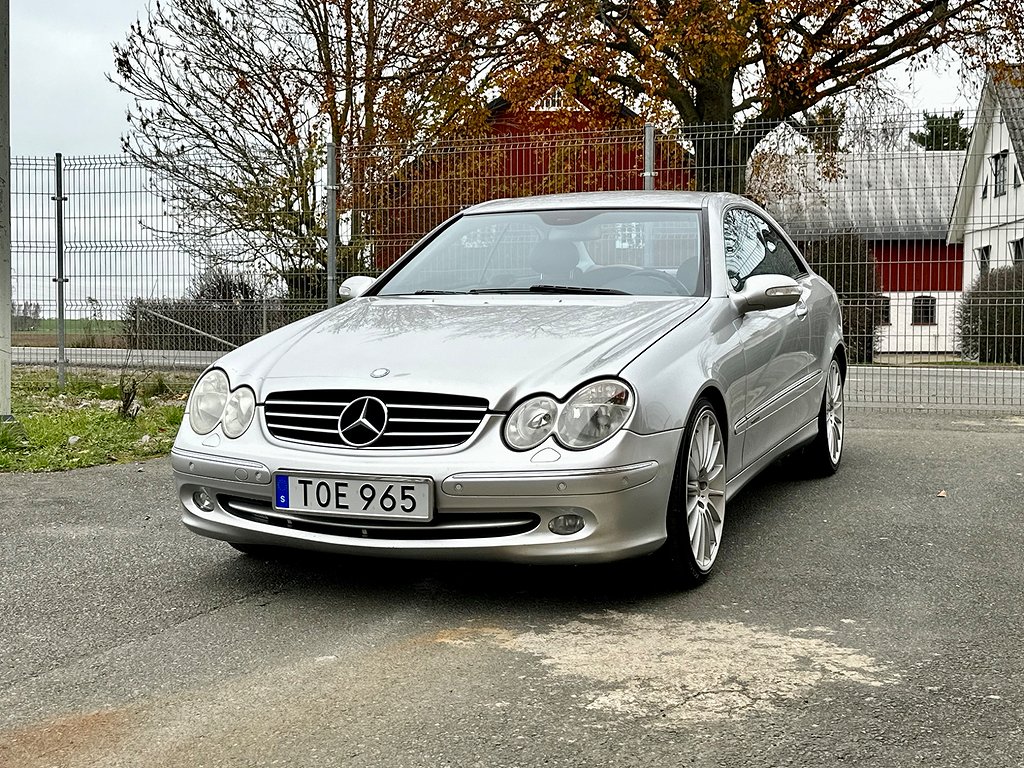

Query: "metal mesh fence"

xmin=8 ymin=111 xmax=1024 ymax=410
xmin=349 ymin=129 xmax=663 ymax=268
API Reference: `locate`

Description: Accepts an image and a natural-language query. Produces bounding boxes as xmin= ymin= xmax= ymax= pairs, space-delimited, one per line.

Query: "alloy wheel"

xmin=685 ymin=408 xmax=726 ymax=572
xmin=824 ymin=360 xmax=844 ymax=465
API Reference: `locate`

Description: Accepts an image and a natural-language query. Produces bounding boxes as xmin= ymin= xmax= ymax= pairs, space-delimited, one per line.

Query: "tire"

xmin=805 ymin=355 xmax=845 ymax=476
xmin=657 ymin=398 xmax=727 ymax=588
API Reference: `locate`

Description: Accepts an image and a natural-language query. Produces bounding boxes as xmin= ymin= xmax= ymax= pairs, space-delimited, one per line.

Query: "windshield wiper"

xmin=469 ymin=284 xmax=629 ymax=296
xmin=527 ymin=284 xmax=629 ymax=295
xmin=400 ymin=289 xmax=469 ymax=295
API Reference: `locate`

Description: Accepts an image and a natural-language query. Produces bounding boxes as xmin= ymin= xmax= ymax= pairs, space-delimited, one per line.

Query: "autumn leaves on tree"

xmin=111 ymin=0 xmax=1024 ymax=297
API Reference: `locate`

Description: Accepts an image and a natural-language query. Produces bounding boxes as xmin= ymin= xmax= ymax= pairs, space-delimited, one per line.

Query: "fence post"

xmin=0 ymin=0 xmax=10 ymax=420
xmin=52 ymin=153 xmax=67 ymax=389
xmin=642 ymin=123 xmax=656 ymax=191
xmin=326 ymin=143 xmax=338 ymax=309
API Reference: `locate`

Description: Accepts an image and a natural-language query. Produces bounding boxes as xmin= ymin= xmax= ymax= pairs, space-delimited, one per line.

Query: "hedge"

xmin=957 ymin=263 xmax=1024 ymax=364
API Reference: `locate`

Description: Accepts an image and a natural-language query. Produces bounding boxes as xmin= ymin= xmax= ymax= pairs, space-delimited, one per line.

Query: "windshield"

xmin=376 ymin=209 xmax=705 ymax=297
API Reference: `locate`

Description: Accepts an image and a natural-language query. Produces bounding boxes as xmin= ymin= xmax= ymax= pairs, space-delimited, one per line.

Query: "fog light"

xmin=548 ymin=514 xmax=585 ymax=535
xmin=193 ymin=488 xmax=215 ymax=512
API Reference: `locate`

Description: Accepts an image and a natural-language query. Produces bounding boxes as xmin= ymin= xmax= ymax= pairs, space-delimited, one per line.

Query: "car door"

xmin=723 ymin=208 xmax=816 ymax=466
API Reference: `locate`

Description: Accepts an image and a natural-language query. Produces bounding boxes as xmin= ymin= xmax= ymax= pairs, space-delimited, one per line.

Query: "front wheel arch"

xmin=656 ymin=396 xmax=728 ymax=589
xmin=692 ymin=384 xmax=729 ymax=455
xmin=832 ymin=342 xmax=848 ymax=382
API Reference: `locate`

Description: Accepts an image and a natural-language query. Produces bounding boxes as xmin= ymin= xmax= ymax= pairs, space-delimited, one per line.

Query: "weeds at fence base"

xmin=1 ymin=366 xmax=193 ymax=472
xmin=0 ymin=420 xmax=30 ymax=453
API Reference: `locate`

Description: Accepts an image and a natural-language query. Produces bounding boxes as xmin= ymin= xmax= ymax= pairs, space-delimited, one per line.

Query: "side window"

xmin=723 ymin=209 xmax=763 ymax=289
xmin=723 ymin=208 xmax=806 ymax=289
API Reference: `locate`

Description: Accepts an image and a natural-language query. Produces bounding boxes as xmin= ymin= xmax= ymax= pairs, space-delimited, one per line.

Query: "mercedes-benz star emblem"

xmin=337 ymin=396 xmax=389 ymax=447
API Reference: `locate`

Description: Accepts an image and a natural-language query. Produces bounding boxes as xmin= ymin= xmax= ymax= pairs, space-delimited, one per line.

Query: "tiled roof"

xmin=990 ymin=66 xmax=1024 ymax=165
xmin=763 ymin=150 xmax=964 ymax=241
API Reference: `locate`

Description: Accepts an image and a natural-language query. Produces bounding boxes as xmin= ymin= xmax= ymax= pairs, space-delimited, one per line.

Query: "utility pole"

xmin=0 ymin=0 xmax=12 ymax=421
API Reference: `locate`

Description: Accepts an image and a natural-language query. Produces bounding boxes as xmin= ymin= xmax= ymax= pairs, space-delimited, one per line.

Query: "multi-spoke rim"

xmin=824 ymin=360 xmax=844 ymax=465
xmin=685 ymin=408 xmax=726 ymax=572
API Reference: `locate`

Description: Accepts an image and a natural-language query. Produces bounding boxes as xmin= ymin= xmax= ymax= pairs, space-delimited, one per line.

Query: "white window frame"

xmin=1009 ymin=238 xmax=1024 ymax=266
xmin=911 ymin=295 xmax=937 ymax=326
xmin=975 ymin=244 xmax=992 ymax=276
xmin=992 ymin=151 xmax=1009 ymax=198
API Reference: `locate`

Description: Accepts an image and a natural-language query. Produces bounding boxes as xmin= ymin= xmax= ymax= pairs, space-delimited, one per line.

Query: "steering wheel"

xmin=603 ymin=268 xmax=689 ymax=296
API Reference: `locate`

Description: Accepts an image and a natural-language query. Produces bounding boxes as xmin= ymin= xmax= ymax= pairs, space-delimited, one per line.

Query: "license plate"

xmin=274 ymin=473 xmax=433 ymax=521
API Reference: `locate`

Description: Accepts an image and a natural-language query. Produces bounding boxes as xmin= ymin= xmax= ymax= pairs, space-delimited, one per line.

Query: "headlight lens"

xmin=221 ymin=386 xmax=256 ymax=439
xmin=503 ymin=380 xmax=635 ymax=452
xmin=555 ymin=379 xmax=634 ymax=449
xmin=504 ymin=396 xmax=558 ymax=450
xmin=188 ymin=369 xmax=230 ymax=435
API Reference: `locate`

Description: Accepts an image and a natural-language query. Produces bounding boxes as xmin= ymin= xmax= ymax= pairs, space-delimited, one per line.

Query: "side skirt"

xmin=725 ymin=418 xmax=818 ymax=502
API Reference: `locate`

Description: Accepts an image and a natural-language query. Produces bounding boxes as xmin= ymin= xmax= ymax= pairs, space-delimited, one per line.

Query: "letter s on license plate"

xmin=273 ymin=474 xmax=433 ymax=521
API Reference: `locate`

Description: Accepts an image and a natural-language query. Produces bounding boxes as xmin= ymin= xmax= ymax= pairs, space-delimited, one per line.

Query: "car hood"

xmin=218 ymin=295 xmax=705 ymax=410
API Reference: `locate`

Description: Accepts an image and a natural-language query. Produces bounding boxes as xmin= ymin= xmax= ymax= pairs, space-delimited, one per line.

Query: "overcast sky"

xmin=8 ymin=0 xmax=982 ymax=158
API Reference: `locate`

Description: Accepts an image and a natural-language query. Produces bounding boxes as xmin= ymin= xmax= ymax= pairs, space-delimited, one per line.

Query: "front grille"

xmin=218 ymin=495 xmax=540 ymax=540
xmin=263 ymin=389 xmax=489 ymax=450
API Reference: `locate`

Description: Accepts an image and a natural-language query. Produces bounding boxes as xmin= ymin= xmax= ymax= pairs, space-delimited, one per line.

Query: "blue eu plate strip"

xmin=275 ymin=475 xmax=289 ymax=508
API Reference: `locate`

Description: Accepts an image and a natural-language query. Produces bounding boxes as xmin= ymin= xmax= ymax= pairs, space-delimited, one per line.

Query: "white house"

xmin=948 ymin=67 xmax=1024 ymax=288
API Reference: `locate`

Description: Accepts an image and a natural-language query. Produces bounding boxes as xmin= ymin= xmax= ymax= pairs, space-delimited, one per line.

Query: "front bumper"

xmin=172 ymin=419 xmax=681 ymax=564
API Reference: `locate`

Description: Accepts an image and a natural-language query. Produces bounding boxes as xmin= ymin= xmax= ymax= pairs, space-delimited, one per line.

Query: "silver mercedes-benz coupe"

xmin=172 ymin=191 xmax=845 ymax=587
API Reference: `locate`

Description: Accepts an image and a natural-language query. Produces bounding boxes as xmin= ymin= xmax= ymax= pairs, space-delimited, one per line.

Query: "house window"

xmin=1010 ymin=239 xmax=1024 ymax=266
xmin=537 ymin=88 xmax=576 ymax=112
xmin=975 ymin=244 xmax=992 ymax=276
xmin=992 ymin=151 xmax=1009 ymax=197
xmin=911 ymin=295 xmax=937 ymax=326
xmin=878 ymin=296 xmax=891 ymax=326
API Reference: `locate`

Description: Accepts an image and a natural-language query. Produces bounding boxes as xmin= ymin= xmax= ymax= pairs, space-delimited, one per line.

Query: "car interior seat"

xmin=675 ymin=256 xmax=700 ymax=295
xmin=529 ymin=240 xmax=581 ymax=282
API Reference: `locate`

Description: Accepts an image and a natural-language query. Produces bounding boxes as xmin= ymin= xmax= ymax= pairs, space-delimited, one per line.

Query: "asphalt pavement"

xmin=2 ymin=409 xmax=1024 ymax=767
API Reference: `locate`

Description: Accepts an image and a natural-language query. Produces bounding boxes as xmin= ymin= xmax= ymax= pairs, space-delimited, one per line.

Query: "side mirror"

xmin=338 ymin=275 xmax=376 ymax=299
xmin=733 ymin=274 xmax=802 ymax=314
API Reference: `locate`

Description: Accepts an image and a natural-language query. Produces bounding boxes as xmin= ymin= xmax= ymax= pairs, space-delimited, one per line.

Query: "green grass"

xmin=29 ymin=318 xmax=122 ymax=334
xmin=1 ymin=366 xmax=196 ymax=472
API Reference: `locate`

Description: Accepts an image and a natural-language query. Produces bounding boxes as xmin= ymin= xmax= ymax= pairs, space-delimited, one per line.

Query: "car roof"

xmin=463 ymin=190 xmax=747 ymax=215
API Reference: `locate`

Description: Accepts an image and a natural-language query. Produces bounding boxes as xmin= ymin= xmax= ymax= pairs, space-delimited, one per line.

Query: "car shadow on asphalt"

xmin=208 ymin=546 xmax=664 ymax=610
xmin=196 ymin=455 xmax=817 ymax=611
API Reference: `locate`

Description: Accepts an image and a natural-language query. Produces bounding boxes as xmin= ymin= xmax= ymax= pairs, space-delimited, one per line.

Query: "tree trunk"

xmin=687 ymin=78 xmax=779 ymax=194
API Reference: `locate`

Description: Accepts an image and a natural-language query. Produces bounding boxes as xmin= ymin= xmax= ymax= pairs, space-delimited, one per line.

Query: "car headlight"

xmin=503 ymin=380 xmax=635 ymax=451
xmin=221 ymin=386 xmax=256 ymax=439
xmin=555 ymin=380 xmax=634 ymax=449
xmin=504 ymin=396 xmax=558 ymax=450
xmin=188 ymin=369 xmax=230 ymax=435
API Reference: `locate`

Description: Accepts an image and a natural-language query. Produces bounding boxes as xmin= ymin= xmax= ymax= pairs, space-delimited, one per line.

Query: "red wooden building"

xmin=361 ymin=89 xmax=691 ymax=270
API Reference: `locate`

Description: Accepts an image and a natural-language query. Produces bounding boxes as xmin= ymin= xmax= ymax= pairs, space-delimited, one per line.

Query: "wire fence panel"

xmin=10 ymin=157 xmax=57 ymax=365
xmin=349 ymin=129 xmax=660 ymax=270
xmin=8 ymin=111 xmax=1024 ymax=410
xmin=64 ymin=156 xmax=198 ymax=355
